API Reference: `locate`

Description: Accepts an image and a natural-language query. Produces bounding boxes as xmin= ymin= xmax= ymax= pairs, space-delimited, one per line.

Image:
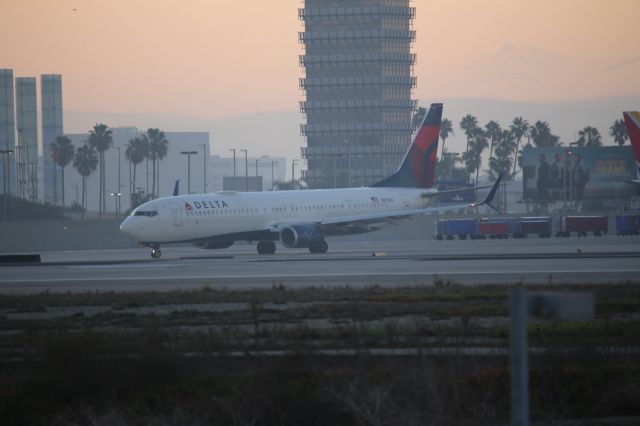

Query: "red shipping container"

xmin=563 ymin=216 xmax=607 ymax=235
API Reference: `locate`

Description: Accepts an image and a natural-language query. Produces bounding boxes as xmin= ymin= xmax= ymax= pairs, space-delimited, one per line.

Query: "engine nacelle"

xmin=193 ymin=241 xmax=234 ymax=250
xmin=279 ymin=225 xmax=324 ymax=248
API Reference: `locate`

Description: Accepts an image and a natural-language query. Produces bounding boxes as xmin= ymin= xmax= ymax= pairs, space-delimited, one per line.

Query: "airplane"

xmin=622 ymin=111 xmax=640 ymax=189
xmin=120 ymin=103 xmax=503 ymax=258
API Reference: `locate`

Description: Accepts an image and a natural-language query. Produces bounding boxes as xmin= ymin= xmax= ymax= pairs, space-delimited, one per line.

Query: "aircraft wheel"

xmin=257 ymin=241 xmax=276 ymax=255
xmin=309 ymin=240 xmax=328 ymax=254
xmin=151 ymin=248 xmax=161 ymax=259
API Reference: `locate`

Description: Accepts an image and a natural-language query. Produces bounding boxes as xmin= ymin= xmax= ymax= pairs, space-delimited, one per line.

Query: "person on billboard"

xmin=537 ymin=153 xmax=550 ymax=199
xmin=573 ymin=153 xmax=590 ymax=199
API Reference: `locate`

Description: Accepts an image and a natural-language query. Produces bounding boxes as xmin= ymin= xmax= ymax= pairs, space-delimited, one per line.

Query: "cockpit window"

xmin=134 ymin=210 xmax=158 ymax=217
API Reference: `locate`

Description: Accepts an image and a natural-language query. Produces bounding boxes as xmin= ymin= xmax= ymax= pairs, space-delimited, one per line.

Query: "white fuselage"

xmin=120 ymin=186 xmax=437 ymax=244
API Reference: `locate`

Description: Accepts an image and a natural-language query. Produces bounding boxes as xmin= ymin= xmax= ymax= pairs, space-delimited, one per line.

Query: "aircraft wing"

xmin=268 ymin=174 xmax=504 ymax=236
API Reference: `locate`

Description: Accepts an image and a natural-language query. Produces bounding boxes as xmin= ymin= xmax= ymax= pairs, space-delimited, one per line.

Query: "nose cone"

xmin=120 ymin=217 xmax=135 ymax=237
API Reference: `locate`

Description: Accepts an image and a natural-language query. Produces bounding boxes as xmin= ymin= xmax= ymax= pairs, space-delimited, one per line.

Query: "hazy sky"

xmin=2 ymin=0 xmax=640 ymax=170
xmin=2 ymin=0 xmax=639 ymax=119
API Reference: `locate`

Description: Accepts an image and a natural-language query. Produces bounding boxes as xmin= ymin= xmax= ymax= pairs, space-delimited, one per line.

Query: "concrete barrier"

xmin=0 ymin=220 xmax=138 ymax=253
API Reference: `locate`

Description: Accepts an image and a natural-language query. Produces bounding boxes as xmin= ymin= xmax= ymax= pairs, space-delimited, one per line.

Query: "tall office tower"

xmin=41 ymin=74 xmax=63 ymax=204
xmin=0 ymin=69 xmax=16 ymax=196
xmin=15 ymin=77 xmax=39 ymax=200
xmin=299 ymin=0 xmax=416 ymax=188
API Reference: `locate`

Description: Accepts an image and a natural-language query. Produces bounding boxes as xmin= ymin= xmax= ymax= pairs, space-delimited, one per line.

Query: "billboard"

xmin=522 ymin=145 xmax=636 ymax=201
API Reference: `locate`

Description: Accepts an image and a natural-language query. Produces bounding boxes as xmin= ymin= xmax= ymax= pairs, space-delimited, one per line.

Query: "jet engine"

xmin=279 ymin=225 xmax=324 ymax=248
xmin=193 ymin=241 xmax=234 ymax=250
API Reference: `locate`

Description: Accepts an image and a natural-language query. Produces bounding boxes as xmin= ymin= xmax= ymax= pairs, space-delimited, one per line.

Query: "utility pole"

xmin=180 ymin=151 xmax=198 ymax=194
xmin=240 ymin=149 xmax=248 ymax=192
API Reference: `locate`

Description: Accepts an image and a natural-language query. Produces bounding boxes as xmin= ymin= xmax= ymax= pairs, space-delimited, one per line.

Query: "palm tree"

xmin=484 ymin=120 xmax=502 ymax=164
xmin=88 ymin=124 xmax=113 ymax=218
xmin=73 ymin=143 xmax=98 ymax=219
xmin=439 ymin=118 xmax=454 ymax=160
xmin=411 ymin=106 xmax=427 ymax=131
xmin=577 ymin=126 xmax=602 ymax=147
xmin=144 ymin=128 xmax=169 ymax=197
xmin=51 ymin=136 xmax=75 ymax=207
xmin=609 ymin=119 xmax=628 ymax=146
xmin=510 ymin=117 xmax=529 ymax=176
xmin=530 ymin=121 xmax=560 ymax=148
xmin=463 ymin=127 xmax=489 ymax=184
xmin=125 ymin=137 xmax=146 ymax=206
xmin=460 ymin=114 xmax=478 ymax=153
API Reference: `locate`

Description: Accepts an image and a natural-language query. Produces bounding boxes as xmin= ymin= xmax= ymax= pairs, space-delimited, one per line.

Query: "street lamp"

xmin=115 ymin=146 xmax=121 ymax=216
xmin=292 ymin=159 xmax=298 ymax=183
xmin=240 ymin=149 xmax=248 ymax=191
xmin=180 ymin=150 xmax=198 ymax=194
xmin=109 ymin=192 xmax=121 ymax=217
xmin=229 ymin=148 xmax=236 ymax=177
xmin=0 ymin=149 xmax=14 ymax=221
xmin=271 ymin=160 xmax=276 ymax=190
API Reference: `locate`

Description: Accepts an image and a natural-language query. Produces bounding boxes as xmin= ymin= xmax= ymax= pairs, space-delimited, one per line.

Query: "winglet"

xmin=470 ymin=173 xmax=504 ymax=213
xmin=173 ymin=180 xmax=180 ymax=197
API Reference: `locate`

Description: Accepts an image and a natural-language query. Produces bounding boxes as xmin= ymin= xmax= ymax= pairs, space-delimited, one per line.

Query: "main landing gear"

xmin=309 ymin=240 xmax=328 ymax=254
xmin=257 ymin=240 xmax=276 ymax=255
xmin=150 ymin=245 xmax=161 ymax=259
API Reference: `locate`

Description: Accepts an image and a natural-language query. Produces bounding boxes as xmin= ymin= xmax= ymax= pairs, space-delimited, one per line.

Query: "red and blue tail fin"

xmin=372 ymin=103 xmax=442 ymax=189
xmin=623 ymin=111 xmax=640 ymax=179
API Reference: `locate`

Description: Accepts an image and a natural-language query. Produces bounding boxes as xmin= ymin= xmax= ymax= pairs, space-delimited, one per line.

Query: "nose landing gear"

xmin=150 ymin=245 xmax=161 ymax=259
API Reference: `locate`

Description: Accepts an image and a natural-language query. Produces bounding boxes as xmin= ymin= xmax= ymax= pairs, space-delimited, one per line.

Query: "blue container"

xmin=616 ymin=215 xmax=640 ymax=235
xmin=519 ymin=216 xmax=552 ymax=237
xmin=445 ymin=219 xmax=480 ymax=236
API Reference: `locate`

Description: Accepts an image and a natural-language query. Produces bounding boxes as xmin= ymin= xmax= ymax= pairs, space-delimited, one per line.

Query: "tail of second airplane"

xmin=372 ymin=103 xmax=443 ymax=189
xmin=623 ymin=111 xmax=640 ymax=179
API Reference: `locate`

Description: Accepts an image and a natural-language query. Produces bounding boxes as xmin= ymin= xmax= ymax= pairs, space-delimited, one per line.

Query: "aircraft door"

xmin=171 ymin=202 xmax=183 ymax=227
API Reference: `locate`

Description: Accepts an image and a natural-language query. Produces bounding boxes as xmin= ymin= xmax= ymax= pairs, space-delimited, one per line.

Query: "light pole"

xmin=240 ymin=149 xmax=248 ymax=191
xmin=180 ymin=150 xmax=198 ymax=194
xmin=110 ymin=192 xmax=121 ymax=216
xmin=229 ymin=148 xmax=236 ymax=177
xmin=202 ymin=144 xmax=207 ymax=193
xmin=1 ymin=149 xmax=14 ymax=220
xmin=292 ymin=159 xmax=298 ymax=183
xmin=115 ymin=146 xmax=121 ymax=217
xmin=271 ymin=161 xmax=276 ymax=190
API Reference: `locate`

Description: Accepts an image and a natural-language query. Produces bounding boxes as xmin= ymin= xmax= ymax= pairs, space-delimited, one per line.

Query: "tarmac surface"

xmin=1 ymin=236 xmax=639 ymax=293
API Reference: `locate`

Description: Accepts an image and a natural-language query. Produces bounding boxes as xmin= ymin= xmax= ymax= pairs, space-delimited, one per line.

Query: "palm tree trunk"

xmin=81 ymin=176 xmax=86 ymax=220
xmin=53 ymin=164 xmax=57 ymax=205
xmin=61 ymin=166 xmax=65 ymax=208
xmin=512 ymin=138 xmax=521 ymax=176
xmin=132 ymin=163 xmax=137 ymax=207
xmin=152 ymin=159 xmax=156 ymax=198
xmin=440 ymin=138 xmax=446 ymax=161
xmin=157 ymin=160 xmax=160 ymax=197
xmin=98 ymin=153 xmax=103 ymax=218
xmin=146 ymin=158 xmax=149 ymax=196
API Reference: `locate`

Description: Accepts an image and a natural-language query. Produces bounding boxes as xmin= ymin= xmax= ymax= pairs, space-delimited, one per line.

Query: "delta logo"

xmin=184 ymin=200 xmax=229 ymax=210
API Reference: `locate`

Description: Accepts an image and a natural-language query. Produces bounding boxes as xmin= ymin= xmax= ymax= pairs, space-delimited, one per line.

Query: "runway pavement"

xmin=1 ymin=236 xmax=639 ymax=293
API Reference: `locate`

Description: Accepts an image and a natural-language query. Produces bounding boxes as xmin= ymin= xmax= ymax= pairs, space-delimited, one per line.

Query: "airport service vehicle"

xmin=120 ymin=103 xmax=503 ymax=258
xmin=623 ymin=111 xmax=640 ymax=190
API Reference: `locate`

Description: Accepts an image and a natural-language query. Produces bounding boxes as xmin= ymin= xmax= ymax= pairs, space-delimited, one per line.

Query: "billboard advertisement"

xmin=522 ymin=145 xmax=636 ymax=201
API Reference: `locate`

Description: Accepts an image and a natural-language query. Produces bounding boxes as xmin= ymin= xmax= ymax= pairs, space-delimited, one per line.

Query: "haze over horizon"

xmin=2 ymin=0 xmax=640 ymax=169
